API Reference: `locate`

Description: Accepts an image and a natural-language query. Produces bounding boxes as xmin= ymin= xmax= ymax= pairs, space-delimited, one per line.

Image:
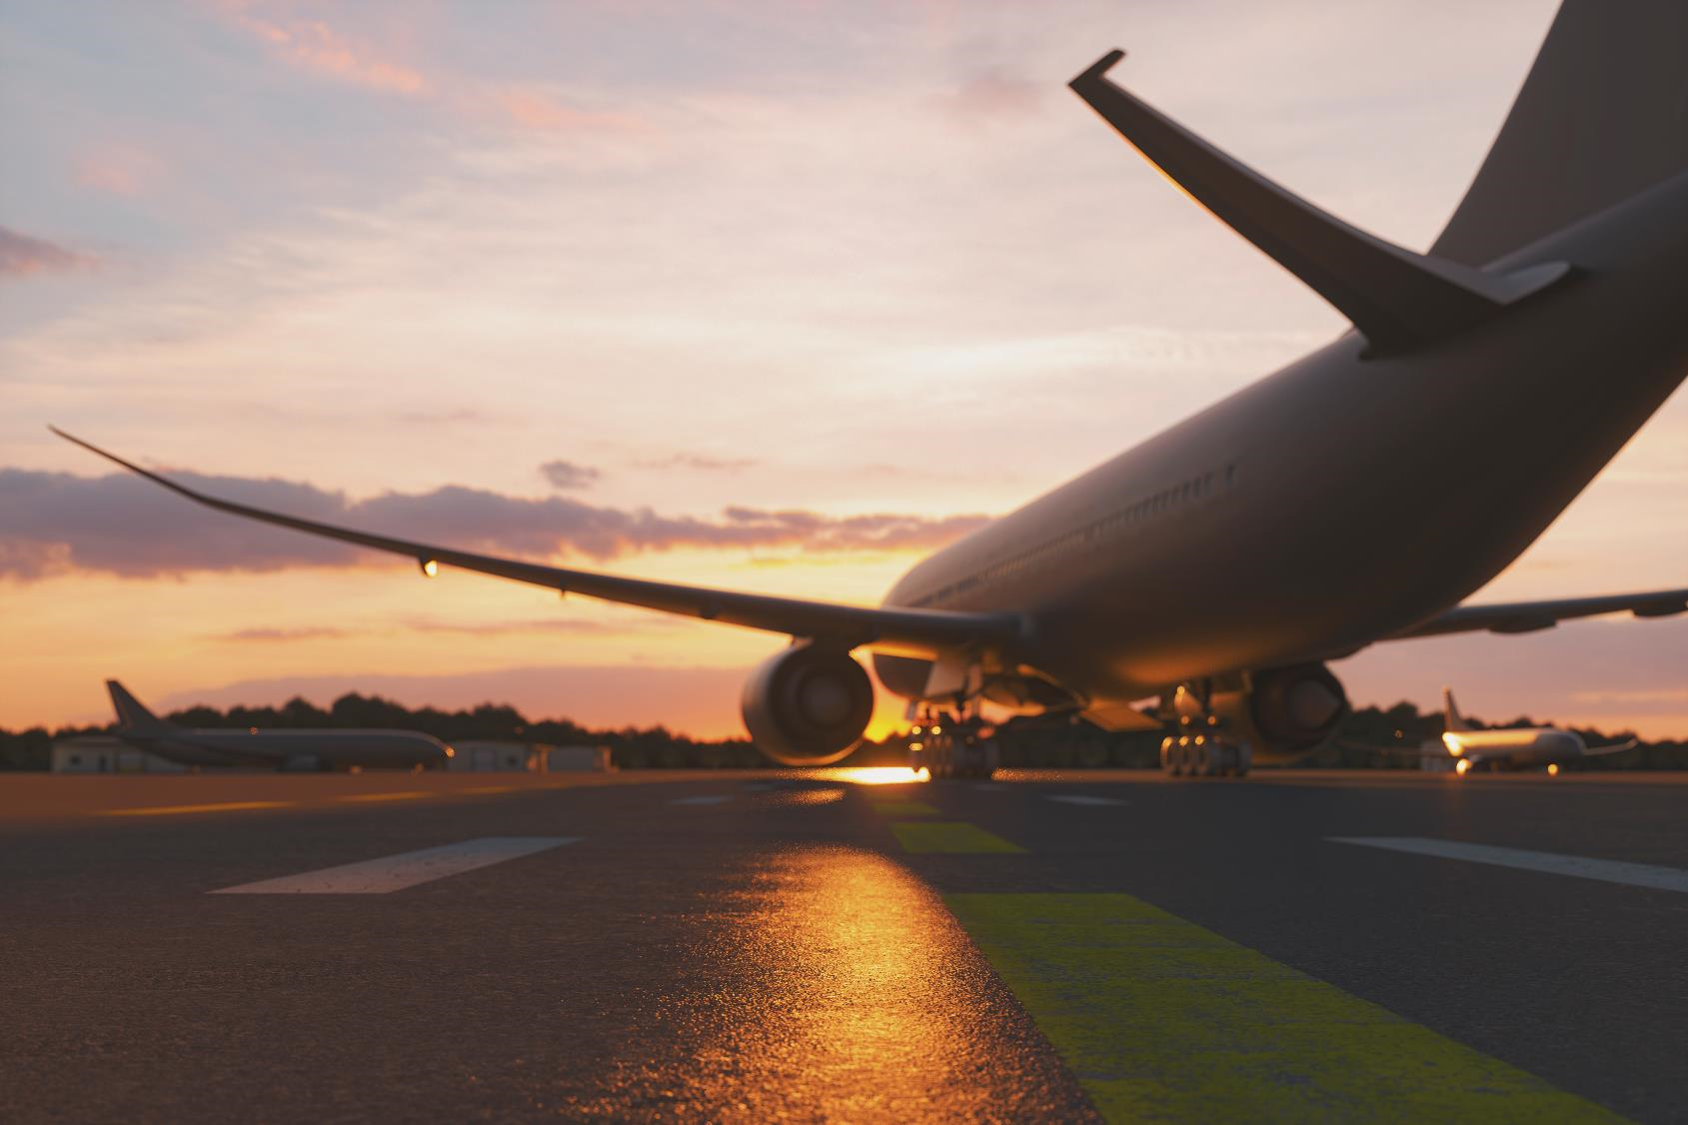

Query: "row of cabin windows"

xmin=910 ymin=463 xmax=1238 ymax=608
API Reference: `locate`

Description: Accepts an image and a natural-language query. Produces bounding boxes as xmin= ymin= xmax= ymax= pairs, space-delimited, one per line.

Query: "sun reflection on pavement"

xmin=815 ymin=766 xmax=929 ymax=786
xmin=567 ymin=846 xmax=1092 ymax=1121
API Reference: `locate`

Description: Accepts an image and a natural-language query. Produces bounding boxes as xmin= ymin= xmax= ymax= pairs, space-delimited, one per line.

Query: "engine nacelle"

xmin=741 ymin=644 xmax=875 ymax=766
xmin=1209 ymin=663 xmax=1349 ymax=758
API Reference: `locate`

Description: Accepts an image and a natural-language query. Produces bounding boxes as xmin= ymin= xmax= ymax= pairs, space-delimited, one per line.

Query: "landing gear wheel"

xmin=1160 ymin=737 xmax=1179 ymax=777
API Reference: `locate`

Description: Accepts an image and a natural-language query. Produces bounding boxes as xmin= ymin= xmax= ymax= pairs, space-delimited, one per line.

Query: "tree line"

xmin=0 ymin=692 xmax=1679 ymax=771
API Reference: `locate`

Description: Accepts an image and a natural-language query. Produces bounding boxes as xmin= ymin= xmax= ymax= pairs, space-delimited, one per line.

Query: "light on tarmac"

xmin=818 ymin=766 xmax=928 ymax=786
xmin=1547 ymin=763 xmax=1560 ymax=777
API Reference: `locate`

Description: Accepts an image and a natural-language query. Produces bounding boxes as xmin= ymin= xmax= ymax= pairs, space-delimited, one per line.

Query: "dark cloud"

xmin=0 ymin=226 xmax=95 ymax=277
xmin=0 ymin=467 xmax=990 ymax=580
xmin=403 ymin=617 xmax=677 ymax=637
xmin=539 ymin=459 xmax=602 ymax=490
xmin=209 ymin=617 xmax=669 ymax=642
xmin=637 ymin=453 xmax=757 ymax=473
xmin=213 ymin=626 xmax=353 ymax=643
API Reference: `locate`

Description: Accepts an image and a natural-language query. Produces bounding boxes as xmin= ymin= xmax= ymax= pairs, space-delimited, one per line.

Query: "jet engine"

xmin=741 ymin=643 xmax=875 ymax=766
xmin=1209 ymin=663 xmax=1349 ymax=758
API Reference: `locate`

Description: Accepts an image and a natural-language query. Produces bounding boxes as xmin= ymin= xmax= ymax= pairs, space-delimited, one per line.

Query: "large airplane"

xmin=104 ymin=680 xmax=452 ymax=771
xmin=1433 ymin=688 xmax=1636 ymax=777
xmin=54 ymin=1 xmax=1688 ymax=779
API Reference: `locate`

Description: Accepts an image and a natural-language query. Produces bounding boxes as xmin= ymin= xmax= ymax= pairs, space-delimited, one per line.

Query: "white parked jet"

xmin=1436 ymin=688 xmax=1636 ymax=776
xmin=55 ymin=1 xmax=1688 ymax=778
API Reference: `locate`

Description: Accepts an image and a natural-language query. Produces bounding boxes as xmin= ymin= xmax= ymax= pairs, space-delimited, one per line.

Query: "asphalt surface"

xmin=2 ymin=769 xmax=1684 ymax=1122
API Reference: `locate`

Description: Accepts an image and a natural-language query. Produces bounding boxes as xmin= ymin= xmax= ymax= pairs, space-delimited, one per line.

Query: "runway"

xmin=2 ymin=770 xmax=1684 ymax=1122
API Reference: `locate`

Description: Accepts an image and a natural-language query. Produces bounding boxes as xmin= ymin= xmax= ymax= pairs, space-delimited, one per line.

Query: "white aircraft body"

xmin=104 ymin=680 xmax=452 ymax=771
xmin=1436 ymin=689 xmax=1635 ymax=776
xmin=56 ymin=2 xmax=1688 ymax=779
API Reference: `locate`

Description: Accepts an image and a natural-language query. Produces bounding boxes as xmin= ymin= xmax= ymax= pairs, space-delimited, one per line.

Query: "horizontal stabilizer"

xmin=1069 ymin=51 xmax=1569 ymax=354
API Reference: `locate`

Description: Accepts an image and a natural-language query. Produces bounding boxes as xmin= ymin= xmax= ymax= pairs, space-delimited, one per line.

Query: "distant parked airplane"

xmin=55 ymin=1 xmax=1688 ymax=779
xmin=104 ymin=680 xmax=452 ymax=771
xmin=1434 ymin=688 xmax=1636 ymax=776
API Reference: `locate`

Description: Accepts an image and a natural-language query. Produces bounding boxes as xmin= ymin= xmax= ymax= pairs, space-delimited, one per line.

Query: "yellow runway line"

xmin=335 ymin=792 xmax=430 ymax=803
xmin=890 ymin=821 xmax=1024 ymax=854
xmin=945 ymin=893 xmax=1619 ymax=1122
xmin=102 ymin=801 xmax=295 ymax=817
xmin=869 ymin=800 xmax=941 ymax=817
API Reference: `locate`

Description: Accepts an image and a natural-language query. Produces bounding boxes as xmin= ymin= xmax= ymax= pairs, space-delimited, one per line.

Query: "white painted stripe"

xmin=211 ymin=837 xmax=577 ymax=895
xmin=1329 ymin=836 xmax=1688 ymax=894
xmin=669 ymin=795 xmax=732 ymax=806
xmin=1046 ymin=795 xmax=1127 ymax=807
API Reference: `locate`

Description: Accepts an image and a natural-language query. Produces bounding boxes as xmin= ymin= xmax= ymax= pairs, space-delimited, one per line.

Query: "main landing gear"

xmin=909 ymin=710 xmax=1000 ymax=780
xmin=1160 ymin=682 xmax=1251 ymax=778
xmin=1160 ymin=732 xmax=1251 ymax=777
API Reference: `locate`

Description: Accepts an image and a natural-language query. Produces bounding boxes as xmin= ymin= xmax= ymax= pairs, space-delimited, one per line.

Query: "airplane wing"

xmin=1390 ymin=589 xmax=1688 ymax=639
xmin=51 ymin=429 xmax=1023 ymax=659
xmin=1583 ymin=738 xmax=1640 ymax=758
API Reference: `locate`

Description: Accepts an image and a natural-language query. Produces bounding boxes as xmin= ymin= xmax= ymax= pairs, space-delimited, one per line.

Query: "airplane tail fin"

xmin=1431 ymin=0 xmax=1688 ymax=266
xmin=107 ymin=680 xmax=170 ymax=733
xmin=1442 ymin=687 xmax=1470 ymax=732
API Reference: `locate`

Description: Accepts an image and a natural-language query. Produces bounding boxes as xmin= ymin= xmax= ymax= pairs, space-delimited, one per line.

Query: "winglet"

xmin=1068 ymin=50 xmax=1570 ymax=354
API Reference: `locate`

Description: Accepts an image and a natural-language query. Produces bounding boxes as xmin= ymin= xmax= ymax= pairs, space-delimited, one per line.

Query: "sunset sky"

xmin=3 ymin=0 xmax=1684 ymax=739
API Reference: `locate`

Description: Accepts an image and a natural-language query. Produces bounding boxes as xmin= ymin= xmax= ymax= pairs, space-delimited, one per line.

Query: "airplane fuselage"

xmin=1441 ymin=727 xmax=1584 ymax=770
xmin=118 ymin=728 xmax=451 ymax=770
xmin=878 ymin=170 xmax=1688 ymax=707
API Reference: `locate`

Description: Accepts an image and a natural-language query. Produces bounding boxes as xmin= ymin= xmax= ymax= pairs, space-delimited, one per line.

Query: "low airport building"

xmin=52 ymin=736 xmax=186 ymax=774
xmin=447 ymin=741 xmax=612 ymax=773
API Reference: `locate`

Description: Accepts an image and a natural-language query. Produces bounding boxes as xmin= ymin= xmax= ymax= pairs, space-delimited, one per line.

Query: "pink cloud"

xmin=0 ymin=227 xmax=95 ymax=277
xmin=74 ymin=146 xmax=166 ymax=196
xmin=225 ymin=6 xmax=426 ymax=95
xmin=938 ymin=69 xmax=1044 ymax=122
xmin=492 ymin=87 xmax=641 ymax=132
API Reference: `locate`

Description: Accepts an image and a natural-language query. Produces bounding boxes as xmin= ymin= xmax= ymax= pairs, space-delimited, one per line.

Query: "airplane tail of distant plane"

xmin=107 ymin=680 xmax=172 ymax=734
xmin=1431 ymin=0 xmax=1688 ymax=267
xmin=1442 ymin=687 xmax=1470 ymax=733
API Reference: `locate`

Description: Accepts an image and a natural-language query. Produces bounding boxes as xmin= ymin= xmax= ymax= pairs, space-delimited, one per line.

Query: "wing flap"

xmin=52 ymin=429 xmax=1023 ymax=659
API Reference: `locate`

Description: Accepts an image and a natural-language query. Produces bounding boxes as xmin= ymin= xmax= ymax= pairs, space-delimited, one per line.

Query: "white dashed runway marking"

xmin=669 ymin=795 xmax=733 ymax=806
xmin=211 ymin=837 xmax=578 ymax=895
xmin=1046 ymin=795 xmax=1127 ymax=807
xmin=1328 ymin=836 xmax=1688 ymax=894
